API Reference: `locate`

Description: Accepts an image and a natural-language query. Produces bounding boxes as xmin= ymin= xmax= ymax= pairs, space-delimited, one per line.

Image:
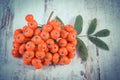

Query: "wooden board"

xmin=0 ymin=0 xmax=120 ymax=80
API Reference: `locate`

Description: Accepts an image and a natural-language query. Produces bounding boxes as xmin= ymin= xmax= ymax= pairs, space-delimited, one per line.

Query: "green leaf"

xmin=55 ymin=16 xmax=64 ymax=26
xmin=87 ymin=18 xmax=97 ymax=35
xmin=74 ymin=15 xmax=83 ymax=35
xmin=77 ymin=37 xmax=88 ymax=61
xmin=94 ymin=29 xmax=110 ymax=37
xmin=88 ymin=36 xmax=109 ymax=50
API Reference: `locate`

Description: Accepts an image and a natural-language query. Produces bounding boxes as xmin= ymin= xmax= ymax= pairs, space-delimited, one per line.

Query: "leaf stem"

xmin=47 ymin=11 xmax=54 ymax=23
xmin=77 ymin=35 xmax=88 ymax=37
xmin=77 ymin=35 xmax=95 ymax=37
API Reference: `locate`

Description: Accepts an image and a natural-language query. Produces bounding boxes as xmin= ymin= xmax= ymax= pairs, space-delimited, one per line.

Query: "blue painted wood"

xmin=0 ymin=0 xmax=120 ymax=80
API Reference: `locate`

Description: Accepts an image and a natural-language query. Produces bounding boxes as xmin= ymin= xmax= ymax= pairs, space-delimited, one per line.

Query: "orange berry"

xmin=50 ymin=30 xmax=60 ymax=40
xmin=45 ymin=52 xmax=52 ymax=61
xmin=34 ymin=45 xmax=38 ymax=51
xmin=46 ymin=39 xmax=55 ymax=48
xmin=58 ymin=39 xmax=67 ymax=47
xmin=34 ymin=28 xmax=41 ymax=35
xmin=23 ymin=51 xmax=34 ymax=60
xmin=68 ymin=52 xmax=75 ymax=59
xmin=36 ymin=51 xmax=45 ymax=59
xmin=23 ymin=51 xmax=33 ymax=65
xmin=13 ymin=41 xmax=20 ymax=50
xmin=50 ymin=44 xmax=59 ymax=53
xmin=48 ymin=20 xmax=62 ymax=32
xmin=40 ymin=31 xmax=49 ymax=41
xmin=45 ymin=47 xmax=49 ymax=52
xmin=58 ymin=47 xmax=68 ymax=56
xmin=38 ymin=42 xmax=47 ymax=51
xmin=60 ymin=30 xmax=68 ymax=39
xmin=14 ymin=29 xmax=23 ymax=39
xmin=19 ymin=44 xmax=26 ymax=55
xmin=52 ymin=53 xmax=60 ymax=64
xmin=24 ymin=27 xmax=34 ymax=37
xmin=23 ymin=59 xmax=32 ymax=65
xmin=28 ymin=20 xmax=38 ymax=30
xmin=43 ymin=60 xmax=51 ymax=66
xmin=32 ymin=58 xmax=43 ymax=69
xmin=15 ymin=33 xmax=25 ymax=43
xmin=53 ymin=24 xmax=62 ymax=32
xmin=22 ymin=25 xmax=28 ymax=32
xmin=11 ymin=49 xmax=21 ymax=58
xmin=71 ymin=39 xmax=77 ymax=46
xmin=67 ymin=33 xmax=76 ymax=41
xmin=25 ymin=14 xmax=34 ymax=22
xmin=42 ymin=24 xmax=53 ymax=32
xmin=66 ymin=43 xmax=76 ymax=52
xmin=64 ymin=24 xmax=74 ymax=32
xmin=71 ymin=29 xmax=77 ymax=35
xmin=26 ymin=41 xmax=35 ymax=51
xmin=31 ymin=35 xmax=42 ymax=44
xmin=24 ymin=37 xmax=31 ymax=43
xmin=41 ymin=58 xmax=45 ymax=63
xmin=48 ymin=19 xmax=58 ymax=25
xmin=59 ymin=56 xmax=71 ymax=65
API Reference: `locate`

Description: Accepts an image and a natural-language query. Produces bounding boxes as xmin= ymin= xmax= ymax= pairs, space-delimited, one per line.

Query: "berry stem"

xmin=47 ymin=11 xmax=54 ymax=23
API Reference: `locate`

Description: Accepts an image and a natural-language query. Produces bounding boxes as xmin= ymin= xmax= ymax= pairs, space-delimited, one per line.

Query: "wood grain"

xmin=0 ymin=0 xmax=120 ymax=80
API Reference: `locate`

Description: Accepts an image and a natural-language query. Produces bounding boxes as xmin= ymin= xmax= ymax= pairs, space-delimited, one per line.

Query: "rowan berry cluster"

xmin=12 ymin=14 xmax=77 ymax=69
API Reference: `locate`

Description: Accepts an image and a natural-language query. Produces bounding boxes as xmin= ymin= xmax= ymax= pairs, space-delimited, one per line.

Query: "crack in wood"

xmin=0 ymin=0 xmax=14 ymax=65
xmin=4 ymin=7 xmax=14 ymax=63
xmin=96 ymin=46 xmax=101 ymax=80
xmin=44 ymin=0 xmax=48 ymax=13
xmin=33 ymin=70 xmax=36 ymax=80
xmin=44 ymin=0 xmax=53 ymax=14
xmin=0 ymin=10 xmax=7 ymax=29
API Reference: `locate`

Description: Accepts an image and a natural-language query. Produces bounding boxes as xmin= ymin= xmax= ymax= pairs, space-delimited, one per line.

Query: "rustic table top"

xmin=0 ymin=0 xmax=120 ymax=80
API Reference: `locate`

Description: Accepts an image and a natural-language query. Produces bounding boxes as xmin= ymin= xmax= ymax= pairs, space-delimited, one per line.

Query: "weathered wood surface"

xmin=0 ymin=0 xmax=120 ymax=80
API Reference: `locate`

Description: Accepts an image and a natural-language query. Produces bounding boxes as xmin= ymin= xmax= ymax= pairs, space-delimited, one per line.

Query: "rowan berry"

xmin=34 ymin=28 xmax=41 ymax=35
xmin=14 ymin=29 xmax=23 ymax=39
xmin=50 ymin=44 xmax=59 ymax=53
xmin=46 ymin=39 xmax=55 ymax=48
xmin=19 ymin=43 xmax=26 ymax=55
xmin=50 ymin=30 xmax=60 ymax=40
xmin=25 ymin=14 xmax=34 ymax=22
xmin=26 ymin=41 xmax=35 ymax=51
xmin=12 ymin=49 xmax=21 ymax=58
xmin=24 ymin=27 xmax=34 ymax=37
xmin=58 ymin=47 xmax=68 ymax=56
xmin=60 ymin=30 xmax=68 ymax=39
xmin=42 ymin=24 xmax=53 ymax=32
xmin=59 ymin=56 xmax=71 ymax=65
xmin=64 ymin=24 xmax=74 ymax=32
xmin=67 ymin=33 xmax=76 ymax=42
xmin=66 ymin=43 xmax=76 ymax=52
xmin=38 ymin=42 xmax=47 ymax=51
xmin=71 ymin=39 xmax=77 ymax=46
xmin=58 ymin=39 xmax=67 ymax=47
xmin=13 ymin=41 xmax=20 ymax=50
xmin=40 ymin=31 xmax=49 ymax=41
xmin=52 ymin=53 xmax=60 ymax=64
xmin=23 ymin=51 xmax=34 ymax=60
xmin=28 ymin=20 xmax=38 ymax=30
xmin=15 ymin=33 xmax=25 ymax=43
xmin=44 ymin=52 xmax=52 ymax=61
xmin=68 ymin=52 xmax=75 ymax=59
xmin=43 ymin=60 xmax=51 ymax=66
xmin=36 ymin=51 xmax=45 ymax=59
xmin=32 ymin=58 xmax=43 ymax=69
xmin=31 ymin=35 xmax=42 ymax=44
